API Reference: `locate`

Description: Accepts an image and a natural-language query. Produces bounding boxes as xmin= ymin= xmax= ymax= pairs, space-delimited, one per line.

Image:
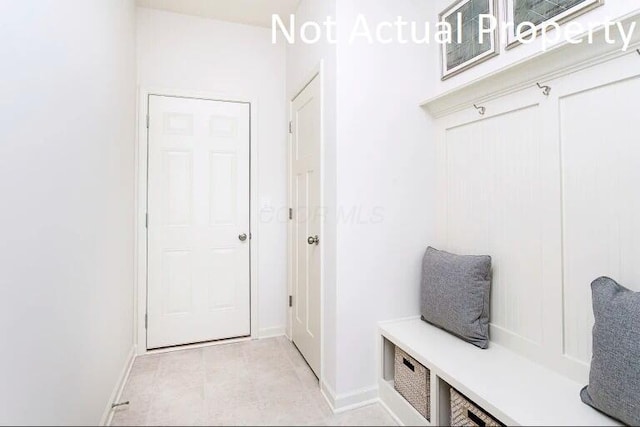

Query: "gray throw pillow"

xmin=581 ymin=277 xmax=640 ymax=426
xmin=420 ymin=247 xmax=492 ymax=349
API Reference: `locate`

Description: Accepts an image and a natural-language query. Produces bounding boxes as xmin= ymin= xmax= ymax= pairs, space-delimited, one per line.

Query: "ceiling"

xmin=136 ymin=0 xmax=301 ymax=28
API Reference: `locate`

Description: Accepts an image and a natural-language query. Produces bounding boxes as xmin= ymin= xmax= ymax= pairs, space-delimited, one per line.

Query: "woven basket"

xmin=450 ymin=388 xmax=502 ymax=427
xmin=394 ymin=346 xmax=430 ymax=420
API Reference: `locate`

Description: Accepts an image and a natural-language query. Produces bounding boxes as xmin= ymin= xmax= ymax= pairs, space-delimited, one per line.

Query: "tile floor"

xmin=111 ymin=336 xmax=396 ymax=426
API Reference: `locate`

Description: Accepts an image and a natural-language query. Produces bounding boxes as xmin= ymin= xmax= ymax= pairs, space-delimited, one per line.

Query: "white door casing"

xmin=290 ymin=76 xmax=322 ymax=377
xmin=147 ymin=95 xmax=251 ymax=349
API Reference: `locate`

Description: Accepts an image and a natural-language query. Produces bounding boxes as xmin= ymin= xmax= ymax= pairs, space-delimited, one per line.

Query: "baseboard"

xmin=100 ymin=345 xmax=137 ymax=426
xmin=320 ymin=381 xmax=379 ymax=414
xmin=258 ymin=326 xmax=286 ymax=339
xmin=378 ymin=394 xmax=404 ymax=426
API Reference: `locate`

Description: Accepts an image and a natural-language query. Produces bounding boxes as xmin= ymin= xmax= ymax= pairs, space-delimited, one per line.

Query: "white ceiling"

xmin=136 ymin=0 xmax=301 ymax=28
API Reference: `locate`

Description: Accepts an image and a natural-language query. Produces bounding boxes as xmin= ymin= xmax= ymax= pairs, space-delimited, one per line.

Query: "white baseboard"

xmin=100 ymin=345 xmax=137 ymax=426
xmin=258 ymin=326 xmax=286 ymax=339
xmin=320 ymin=381 xmax=380 ymax=414
xmin=378 ymin=396 xmax=404 ymax=426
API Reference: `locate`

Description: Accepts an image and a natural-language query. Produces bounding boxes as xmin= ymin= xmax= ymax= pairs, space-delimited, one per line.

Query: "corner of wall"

xmin=100 ymin=345 xmax=137 ymax=426
xmin=321 ymin=380 xmax=380 ymax=414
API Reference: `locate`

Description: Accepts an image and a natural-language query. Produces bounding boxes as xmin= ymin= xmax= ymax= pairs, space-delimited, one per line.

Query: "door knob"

xmin=307 ymin=235 xmax=319 ymax=245
xmin=239 ymin=233 xmax=248 ymax=242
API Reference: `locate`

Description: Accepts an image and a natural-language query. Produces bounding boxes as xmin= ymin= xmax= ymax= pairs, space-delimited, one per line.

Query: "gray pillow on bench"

xmin=581 ymin=277 xmax=640 ymax=426
xmin=420 ymin=247 xmax=492 ymax=349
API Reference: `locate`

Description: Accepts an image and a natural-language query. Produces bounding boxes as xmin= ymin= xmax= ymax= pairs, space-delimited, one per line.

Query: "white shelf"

xmin=420 ymin=12 xmax=640 ymax=118
xmin=379 ymin=318 xmax=620 ymax=426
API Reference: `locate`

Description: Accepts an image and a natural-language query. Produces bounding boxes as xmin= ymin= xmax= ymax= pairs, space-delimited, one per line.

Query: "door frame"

xmin=135 ymin=87 xmax=259 ymax=355
xmin=287 ymin=63 xmax=325 ymax=380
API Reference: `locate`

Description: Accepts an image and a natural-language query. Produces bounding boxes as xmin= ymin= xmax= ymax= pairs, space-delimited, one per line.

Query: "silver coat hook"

xmin=537 ymin=82 xmax=552 ymax=96
xmin=473 ymin=104 xmax=486 ymax=115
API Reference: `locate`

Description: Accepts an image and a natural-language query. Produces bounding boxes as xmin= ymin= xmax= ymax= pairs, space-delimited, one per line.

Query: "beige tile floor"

xmin=111 ymin=336 xmax=396 ymax=426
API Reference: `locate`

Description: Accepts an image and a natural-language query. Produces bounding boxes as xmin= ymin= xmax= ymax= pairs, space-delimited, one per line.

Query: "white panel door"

xmin=291 ymin=76 xmax=321 ymax=377
xmin=147 ymin=95 xmax=250 ymax=350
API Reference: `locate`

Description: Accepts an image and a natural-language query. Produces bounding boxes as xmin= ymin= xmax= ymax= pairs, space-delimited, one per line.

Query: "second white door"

xmin=291 ymin=75 xmax=322 ymax=377
xmin=147 ymin=95 xmax=251 ymax=350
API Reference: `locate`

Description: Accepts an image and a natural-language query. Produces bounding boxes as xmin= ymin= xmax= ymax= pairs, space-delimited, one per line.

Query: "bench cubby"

xmin=378 ymin=318 xmax=620 ymax=426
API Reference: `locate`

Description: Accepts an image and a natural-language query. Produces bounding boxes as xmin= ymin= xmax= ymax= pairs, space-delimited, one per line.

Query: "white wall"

xmin=0 ymin=0 xmax=137 ymax=424
xmin=286 ymin=0 xmax=340 ymax=395
xmin=332 ymin=0 xmax=437 ymax=400
xmin=137 ymin=8 xmax=288 ymax=336
xmin=287 ymin=0 xmax=438 ymax=404
xmin=426 ymin=0 xmax=640 ymax=98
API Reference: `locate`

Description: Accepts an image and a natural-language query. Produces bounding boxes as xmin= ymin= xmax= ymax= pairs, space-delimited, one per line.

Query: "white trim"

xmin=320 ymin=380 xmax=379 ymax=414
xmin=319 ymin=63 xmax=326 ymax=397
xmin=422 ymin=11 xmax=640 ymax=117
xmin=101 ymin=346 xmax=136 ymax=426
xmin=378 ymin=395 xmax=406 ymax=426
xmin=135 ymin=86 xmax=260 ymax=355
xmin=287 ymin=62 xmax=325 ymax=385
xmin=258 ymin=326 xmax=286 ymax=339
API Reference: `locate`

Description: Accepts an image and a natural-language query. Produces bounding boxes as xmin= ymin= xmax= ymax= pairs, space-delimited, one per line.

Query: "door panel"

xmin=147 ymin=95 xmax=250 ymax=350
xmin=291 ymin=76 xmax=322 ymax=377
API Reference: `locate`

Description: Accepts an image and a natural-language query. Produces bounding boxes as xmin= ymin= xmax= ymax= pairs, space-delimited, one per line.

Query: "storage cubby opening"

xmin=436 ymin=376 xmax=452 ymax=426
xmin=382 ymin=336 xmax=396 ymax=383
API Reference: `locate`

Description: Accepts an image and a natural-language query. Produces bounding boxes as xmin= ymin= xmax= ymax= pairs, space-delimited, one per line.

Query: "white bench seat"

xmin=378 ymin=318 xmax=620 ymax=426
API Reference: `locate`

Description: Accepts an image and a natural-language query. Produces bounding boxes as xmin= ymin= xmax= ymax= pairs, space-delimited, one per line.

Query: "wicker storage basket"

xmin=394 ymin=346 xmax=430 ymax=420
xmin=450 ymin=388 xmax=502 ymax=427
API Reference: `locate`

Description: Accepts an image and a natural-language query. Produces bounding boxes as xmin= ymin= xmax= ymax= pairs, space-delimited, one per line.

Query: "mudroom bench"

xmin=378 ymin=318 xmax=620 ymax=426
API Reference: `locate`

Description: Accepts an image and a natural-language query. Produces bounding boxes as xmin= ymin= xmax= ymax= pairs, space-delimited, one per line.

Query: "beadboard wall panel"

xmin=434 ymin=51 xmax=640 ymax=382
xmin=560 ymin=74 xmax=640 ymax=364
xmin=444 ymin=104 xmax=546 ymax=347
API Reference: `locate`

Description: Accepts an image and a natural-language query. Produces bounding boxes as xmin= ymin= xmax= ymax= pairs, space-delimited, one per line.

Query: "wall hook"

xmin=473 ymin=104 xmax=486 ymax=115
xmin=636 ymin=48 xmax=640 ymax=56
xmin=537 ymin=82 xmax=552 ymax=96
